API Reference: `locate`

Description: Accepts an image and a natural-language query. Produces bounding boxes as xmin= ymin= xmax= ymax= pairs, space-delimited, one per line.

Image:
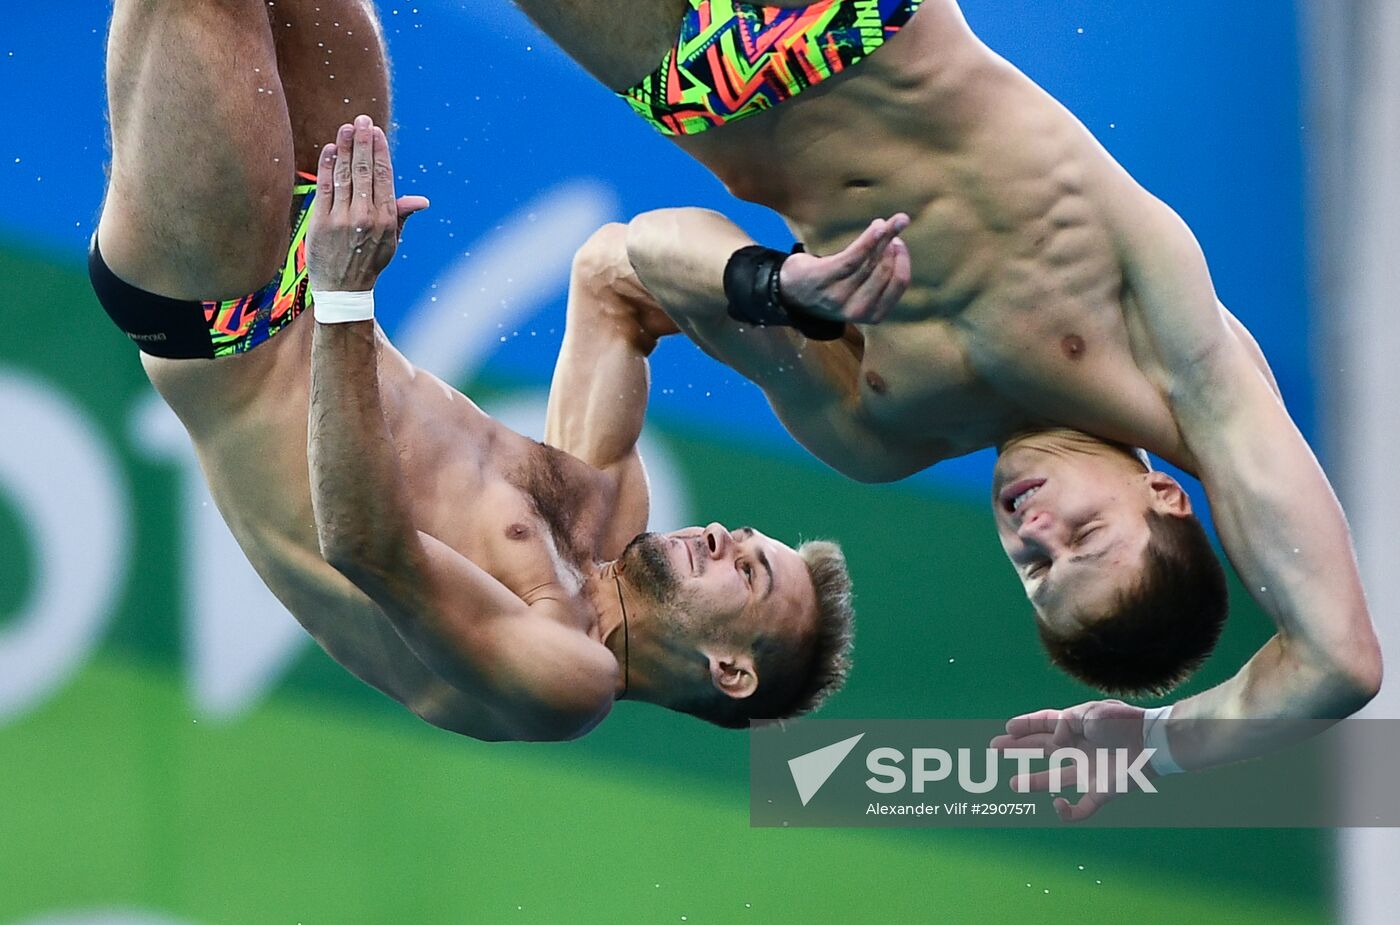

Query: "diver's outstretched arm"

xmin=994 ymin=192 xmax=1382 ymax=821
xmin=1117 ymin=197 xmax=1381 ymax=733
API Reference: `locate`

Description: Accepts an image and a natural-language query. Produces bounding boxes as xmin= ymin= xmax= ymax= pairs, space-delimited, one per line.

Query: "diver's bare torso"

xmin=679 ymin=0 xmax=1241 ymax=474
xmin=140 ymin=323 xmax=622 ymax=738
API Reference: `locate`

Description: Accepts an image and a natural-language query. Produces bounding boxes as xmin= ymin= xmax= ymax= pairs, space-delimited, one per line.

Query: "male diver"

xmin=86 ymin=0 xmax=853 ymax=741
xmin=493 ymin=0 xmax=1381 ymax=809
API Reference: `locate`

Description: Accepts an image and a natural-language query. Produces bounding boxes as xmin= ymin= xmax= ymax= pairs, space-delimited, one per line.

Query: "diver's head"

xmin=992 ymin=431 xmax=1228 ymax=696
xmin=616 ymin=525 xmax=854 ymax=727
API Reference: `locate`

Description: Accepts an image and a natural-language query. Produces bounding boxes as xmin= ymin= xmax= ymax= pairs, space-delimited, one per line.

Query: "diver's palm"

xmin=779 ymin=213 xmax=912 ymax=324
xmin=992 ymin=699 xmax=1152 ymax=822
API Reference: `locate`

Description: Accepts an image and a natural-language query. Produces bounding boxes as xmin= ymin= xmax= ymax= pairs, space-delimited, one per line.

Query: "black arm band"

xmin=723 ymin=245 xmax=845 ymax=341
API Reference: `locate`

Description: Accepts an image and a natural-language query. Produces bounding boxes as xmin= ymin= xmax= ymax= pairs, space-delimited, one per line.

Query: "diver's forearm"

xmin=544 ymin=224 xmax=670 ymax=468
xmin=308 ymin=320 xmax=417 ymax=577
xmin=1160 ymin=630 xmax=1377 ymax=773
xmin=1169 ymin=341 xmax=1381 ymax=769
xmin=626 ymin=208 xmax=838 ymax=392
xmin=625 ymin=207 xmax=746 ymax=327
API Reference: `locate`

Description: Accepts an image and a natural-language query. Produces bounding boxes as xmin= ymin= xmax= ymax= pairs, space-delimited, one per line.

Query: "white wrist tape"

xmin=312 ymin=289 xmax=376 ymax=324
xmin=1141 ymin=704 xmax=1185 ymax=776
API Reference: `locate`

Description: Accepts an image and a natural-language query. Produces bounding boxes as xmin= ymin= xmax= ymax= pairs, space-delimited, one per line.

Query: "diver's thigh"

xmin=98 ymin=0 xmax=295 ymax=300
xmin=513 ymin=0 xmax=689 ymax=90
xmin=271 ymin=0 xmax=392 ymax=175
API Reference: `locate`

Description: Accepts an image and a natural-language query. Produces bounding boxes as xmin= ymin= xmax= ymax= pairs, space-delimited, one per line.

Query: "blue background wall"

xmin=0 ymin=0 xmax=1313 ymax=471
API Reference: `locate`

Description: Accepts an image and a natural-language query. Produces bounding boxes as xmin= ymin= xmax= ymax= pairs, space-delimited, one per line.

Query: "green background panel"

xmin=0 ymin=487 xmax=33 ymax=626
xmin=1 ymin=658 xmax=1325 ymax=925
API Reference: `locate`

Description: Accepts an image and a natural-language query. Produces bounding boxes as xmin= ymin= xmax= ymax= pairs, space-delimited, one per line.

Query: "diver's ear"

xmin=1146 ymin=472 xmax=1192 ymax=517
xmin=706 ymin=651 xmax=758 ymax=700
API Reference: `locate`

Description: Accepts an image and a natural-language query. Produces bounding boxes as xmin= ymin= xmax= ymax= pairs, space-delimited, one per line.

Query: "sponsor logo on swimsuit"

xmin=128 ymin=332 xmax=168 ymax=342
xmin=852 ymin=0 xmax=885 ymax=45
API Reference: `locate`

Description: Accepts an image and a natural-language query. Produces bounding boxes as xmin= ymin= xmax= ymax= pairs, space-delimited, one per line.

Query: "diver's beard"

xmin=620 ymin=532 xmax=681 ymax=608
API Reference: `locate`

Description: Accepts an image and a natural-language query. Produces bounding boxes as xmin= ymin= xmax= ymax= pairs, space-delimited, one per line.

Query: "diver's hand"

xmin=308 ymin=114 xmax=429 ymax=293
xmin=991 ymin=699 xmax=1156 ymax=822
xmin=778 ymin=214 xmax=911 ymax=324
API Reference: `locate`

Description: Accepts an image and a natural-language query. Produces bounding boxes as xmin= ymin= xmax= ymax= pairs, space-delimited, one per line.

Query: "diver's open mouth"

xmin=1000 ymin=478 xmax=1047 ymax=514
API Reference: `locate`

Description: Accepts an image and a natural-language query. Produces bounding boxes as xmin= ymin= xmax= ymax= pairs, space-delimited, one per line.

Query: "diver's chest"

xmin=956 ymin=282 xmax=1146 ymax=416
xmin=855 ymin=322 xmax=1015 ymax=448
xmin=434 ymin=476 xmax=590 ymax=588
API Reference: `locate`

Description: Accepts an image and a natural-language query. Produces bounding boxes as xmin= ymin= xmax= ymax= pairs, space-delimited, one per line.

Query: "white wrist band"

xmin=1142 ymin=705 xmax=1185 ymax=776
xmin=312 ymin=288 xmax=376 ymax=324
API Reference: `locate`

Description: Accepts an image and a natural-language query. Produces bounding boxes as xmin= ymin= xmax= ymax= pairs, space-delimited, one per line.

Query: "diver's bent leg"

xmin=269 ymin=0 xmax=391 ymax=175
xmin=510 ymin=0 xmax=688 ymax=90
xmin=98 ymin=0 xmax=295 ymax=301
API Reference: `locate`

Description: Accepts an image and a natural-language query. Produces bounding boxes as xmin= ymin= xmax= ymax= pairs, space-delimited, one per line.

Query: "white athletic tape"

xmin=1141 ymin=704 xmax=1185 ymax=776
xmin=312 ymin=289 xmax=376 ymax=324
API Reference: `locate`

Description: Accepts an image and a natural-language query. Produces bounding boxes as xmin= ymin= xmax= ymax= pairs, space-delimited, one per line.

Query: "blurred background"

xmin=0 ymin=1 xmax=1395 ymax=922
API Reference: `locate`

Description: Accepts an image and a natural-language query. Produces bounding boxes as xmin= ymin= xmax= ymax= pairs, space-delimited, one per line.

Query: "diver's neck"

xmin=583 ymin=565 xmax=629 ymax=698
xmin=583 ymin=565 xmax=691 ymax=707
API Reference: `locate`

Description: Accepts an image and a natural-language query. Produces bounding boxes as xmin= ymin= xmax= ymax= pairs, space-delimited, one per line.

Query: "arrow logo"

xmin=788 ymin=734 xmax=866 ymax=806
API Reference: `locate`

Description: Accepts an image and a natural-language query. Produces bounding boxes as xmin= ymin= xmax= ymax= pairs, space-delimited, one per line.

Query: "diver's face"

xmin=992 ymin=443 xmax=1161 ymax=633
xmin=619 ymin=525 xmax=815 ymax=644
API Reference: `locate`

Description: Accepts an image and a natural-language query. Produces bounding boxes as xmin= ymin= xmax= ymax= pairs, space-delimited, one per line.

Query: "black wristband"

xmin=723 ymin=244 xmax=845 ymax=341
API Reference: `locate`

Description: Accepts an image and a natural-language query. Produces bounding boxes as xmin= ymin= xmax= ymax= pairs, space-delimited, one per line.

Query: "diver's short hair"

xmin=1037 ymin=511 xmax=1228 ymax=697
xmin=689 ymin=540 xmax=855 ymax=729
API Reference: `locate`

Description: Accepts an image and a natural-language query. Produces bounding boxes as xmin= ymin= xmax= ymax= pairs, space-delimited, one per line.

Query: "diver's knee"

xmin=95 ymin=191 xmax=290 ymax=302
xmin=571 ymin=222 xmax=631 ymax=285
